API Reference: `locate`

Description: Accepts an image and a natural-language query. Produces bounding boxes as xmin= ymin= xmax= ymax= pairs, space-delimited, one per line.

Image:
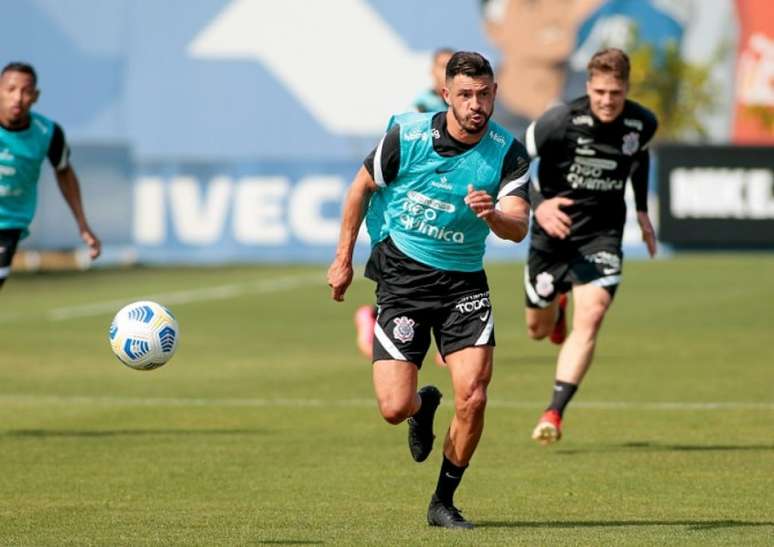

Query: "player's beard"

xmin=4 ymin=105 xmax=28 ymax=128
xmin=452 ymin=105 xmax=492 ymax=136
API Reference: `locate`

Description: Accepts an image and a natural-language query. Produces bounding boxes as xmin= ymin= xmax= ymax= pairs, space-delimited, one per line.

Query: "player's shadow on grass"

xmin=255 ymin=542 xmax=324 ymax=545
xmin=4 ymin=428 xmax=268 ymax=438
xmin=554 ymin=441 xmax=774 ymax=454
xmin=477 ymin=519 xmax=774 ymax=531
xmin=621 ymin=441 xmax=774 ymax=452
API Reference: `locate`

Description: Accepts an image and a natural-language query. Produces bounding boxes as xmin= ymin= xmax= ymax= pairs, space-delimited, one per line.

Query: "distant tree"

xmin=627 ymin=38 xmax=726 ymax=142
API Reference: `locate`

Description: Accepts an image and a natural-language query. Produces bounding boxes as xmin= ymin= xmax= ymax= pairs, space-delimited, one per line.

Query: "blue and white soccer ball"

xmin=109 ymin=301 xmax=179 ymax=370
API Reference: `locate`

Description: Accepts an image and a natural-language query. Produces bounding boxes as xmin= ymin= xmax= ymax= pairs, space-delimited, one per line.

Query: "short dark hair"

xmin=445 ymin=51 xmax=494 ymax=81
xmin=2 ymin=62 xmax=37 ymax=86
xmin=587 ymin=48 xmax=630 ymax=82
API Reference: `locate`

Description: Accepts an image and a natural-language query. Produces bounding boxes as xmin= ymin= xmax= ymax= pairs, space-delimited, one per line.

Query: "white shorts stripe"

xmin=591 ymin=274 xmax=622 ymax=288
xmin=373 ymin=136 xmax=387 ymax=188
xmin=374 ymin=322 xmax=406 ymax=361
xmin=524 ymin=265 xmax=551 ymax=308
xmin=475 ymin=312 xmax=495 ymax=346
xmin=0 ymin=266 xmax=10 ymax=279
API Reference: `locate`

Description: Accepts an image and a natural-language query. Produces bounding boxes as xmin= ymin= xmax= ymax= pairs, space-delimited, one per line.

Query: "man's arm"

xmin=525 ymin=105 xmax=575 ymax=238
xmin=54 ymin=166 xmax=101 ymax=259
xmin=471 ymin=139 xmax=532 ymax=241
xmin=465 ymin=187 xmax=530 ymax=242
xmin=630 ymin=148 xmax=657 ymax=257
xmin=48 ymin=124 xmax=101 ymax=259
xmin=326 ymin=166 xmax=378 ymax=301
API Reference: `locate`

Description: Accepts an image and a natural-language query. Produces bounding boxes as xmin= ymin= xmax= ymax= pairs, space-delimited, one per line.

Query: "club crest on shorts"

xmin=392 ymin=316 xmax=416 ymax=343
xmin=535 ymin=272 xmax=555 ymax=297
xmin=622 ymin=132 xmax=639 ymax=156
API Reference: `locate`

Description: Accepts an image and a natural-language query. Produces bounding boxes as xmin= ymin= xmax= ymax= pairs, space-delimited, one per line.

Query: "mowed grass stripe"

xmin=0 ymin=394 xmax=771 ymax=410
xmin=0 ymin=269 xmax=351 ymax=323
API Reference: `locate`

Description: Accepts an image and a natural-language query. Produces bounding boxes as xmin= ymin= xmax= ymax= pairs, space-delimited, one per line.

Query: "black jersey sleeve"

xmin=630 ymin=148 xmax=650 ymax=212
xmin=525 ymin=104 xmax=569 ymax=159
xmin=47 ymin=123 xmax=70 ymax=171
xmin=636 ymin=104 xmax=659 ymax=150
xmin=627 ymin=103 xmax=658 ymax=212
xmin=363 ymin=123 xmax=401 ymax=187
xmin=497 ymin=140 xmax=531 ymax=203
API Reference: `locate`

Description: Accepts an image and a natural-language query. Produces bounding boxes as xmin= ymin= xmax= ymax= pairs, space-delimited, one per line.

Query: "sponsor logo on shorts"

xmin=535 ymin=272 xmax=555 ymax=297
xmin=454 ymin=292 xmax=491 ymax=314
xmin=585 ymin=251 xmax=621 ymax=274
xmin=392 ymin=316 xmax=416 ymax=343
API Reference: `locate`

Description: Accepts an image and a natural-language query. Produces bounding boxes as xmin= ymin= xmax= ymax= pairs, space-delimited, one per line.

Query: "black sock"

xmin=548 ymin=380 xmax=578 ymax=417
xmin=435 ymin=456 xmax=467 ymax=506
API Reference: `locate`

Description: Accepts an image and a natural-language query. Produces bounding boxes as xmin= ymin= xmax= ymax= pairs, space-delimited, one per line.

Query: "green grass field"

xmin=0 ymin=255 xmax=772 ymax=545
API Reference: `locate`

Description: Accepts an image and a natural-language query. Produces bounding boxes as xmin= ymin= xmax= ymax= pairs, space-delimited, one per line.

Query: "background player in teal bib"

xmin=328 ymin=52 xmax=530 ymax=529
xmin=411 ymin=48 xmax=454 ymax=114
xmin=0 ymin=62 xmax=100 ymax=289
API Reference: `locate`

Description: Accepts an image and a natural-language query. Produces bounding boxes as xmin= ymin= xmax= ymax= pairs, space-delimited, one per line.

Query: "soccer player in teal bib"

xmin=328 ymin=52 xmax=531 ymax=529
xmin=0 ymin=62 xmax=100 ymax=288
xmin=353 ymin=48 xmax=454 ymax=361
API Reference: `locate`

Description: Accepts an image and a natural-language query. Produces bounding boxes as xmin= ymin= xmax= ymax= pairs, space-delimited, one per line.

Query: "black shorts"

xmin=0 ymin=229 xmax=22 ymax=282
xmin=524 ymin=241 xmax=623 ymax=309
xmin=367 ymin=238 xmax=495 ymax=367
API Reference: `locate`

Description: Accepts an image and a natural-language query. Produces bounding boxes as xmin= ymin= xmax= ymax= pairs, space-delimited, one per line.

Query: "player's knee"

xmin=575 ymin=303 xmax=608 ymax=334
xmin=526 ymin=317 xmax=550 ymax=340
xmin=377 ymin=397 xmax=414 ymax=425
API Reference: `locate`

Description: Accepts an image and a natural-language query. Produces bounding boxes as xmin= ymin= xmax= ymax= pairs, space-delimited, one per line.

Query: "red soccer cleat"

xmin=531 ymin=409 xmax=562 ymax=445
xmin=549 ymin=293 xmax=568 ymax=345
xmin=354 ymin=305 xmax=377 ymax=359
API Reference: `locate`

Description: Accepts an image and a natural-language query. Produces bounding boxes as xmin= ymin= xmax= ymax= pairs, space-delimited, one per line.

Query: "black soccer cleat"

xmin=407 ymin=385 xmax=442 ymax=462
xmin=427 ymin=494 xmax=474 ymax=529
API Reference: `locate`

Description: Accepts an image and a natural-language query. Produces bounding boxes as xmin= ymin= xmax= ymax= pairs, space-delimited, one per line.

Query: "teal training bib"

xmin=372 ymin=112 xmax=513 ymax=272
xmin=0 ymin=112 xmax=55 ymax=235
